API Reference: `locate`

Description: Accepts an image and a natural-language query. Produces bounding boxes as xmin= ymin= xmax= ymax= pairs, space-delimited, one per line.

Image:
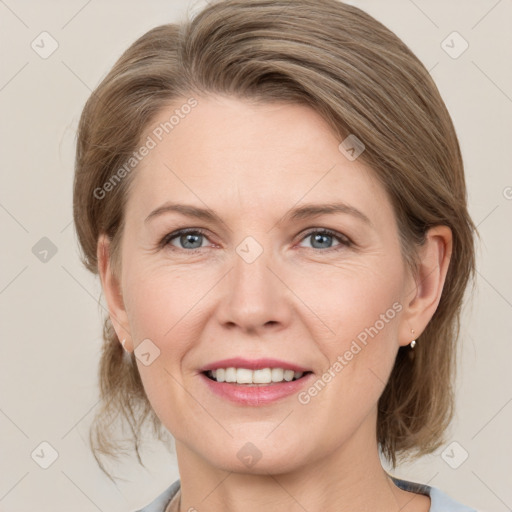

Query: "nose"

xmin=216 ymin=244 xmax=293 ymax=335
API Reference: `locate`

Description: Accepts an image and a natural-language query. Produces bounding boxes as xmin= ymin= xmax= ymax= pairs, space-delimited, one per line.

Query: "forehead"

xmin=127 ymin=95 xmax=392 ymax=226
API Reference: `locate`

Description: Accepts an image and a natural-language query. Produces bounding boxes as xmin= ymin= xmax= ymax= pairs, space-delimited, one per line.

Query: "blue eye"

xmin=161 ymin=229 xmax=209 ymax=251
xmin=160 ymin=228 xmax=351 ymax=253
xmin=299 ymin=229 xmax=351 ymax=251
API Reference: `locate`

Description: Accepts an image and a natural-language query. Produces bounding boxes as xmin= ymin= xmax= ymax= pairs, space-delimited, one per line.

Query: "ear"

xmin=97 ymin=233 xmax=133 ymax=352
xmin=398 ymin=225 xmax=453 ymax=347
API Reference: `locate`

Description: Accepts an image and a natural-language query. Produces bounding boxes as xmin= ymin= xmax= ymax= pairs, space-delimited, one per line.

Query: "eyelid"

xmin=299 ymin=227 xmax=351 ymax=243
xmin=160 ymin=226 xmax=352 ymax=252
xmin=159 ymin=227 xmax=211 ymax=250
xmin=297 ymin=227 xmax=352 ymax=250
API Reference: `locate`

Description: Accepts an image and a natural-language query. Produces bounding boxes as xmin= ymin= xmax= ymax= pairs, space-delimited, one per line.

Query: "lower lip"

xmin=200 ymin=372 xmax=314 ymax=406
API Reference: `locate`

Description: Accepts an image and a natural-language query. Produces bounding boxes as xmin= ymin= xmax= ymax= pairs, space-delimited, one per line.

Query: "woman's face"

xmin=108 ymin=95 xmax=419 ymax=474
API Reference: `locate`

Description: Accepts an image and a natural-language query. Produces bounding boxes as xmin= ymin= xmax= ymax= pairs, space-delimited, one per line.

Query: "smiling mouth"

xmin=203 ymin=367 xmax=313 ymax=385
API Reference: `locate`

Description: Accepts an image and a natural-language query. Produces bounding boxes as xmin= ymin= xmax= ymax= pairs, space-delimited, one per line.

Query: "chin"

xmin=195 ymin=435 xmax=313 ymax=476
xmin=213 ymin=452 xmax=307 ymax=476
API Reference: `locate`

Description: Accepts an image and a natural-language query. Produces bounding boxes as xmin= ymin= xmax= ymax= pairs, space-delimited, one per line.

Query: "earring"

xmin=121 ymin=338 xmax=128 ymax=351
xmin=410 ymin=329 xmax=416 ymax=349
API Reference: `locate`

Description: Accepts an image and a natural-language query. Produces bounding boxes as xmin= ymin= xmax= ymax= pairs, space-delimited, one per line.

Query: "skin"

xmin=98 ymin=95 xmax=452 ymax=512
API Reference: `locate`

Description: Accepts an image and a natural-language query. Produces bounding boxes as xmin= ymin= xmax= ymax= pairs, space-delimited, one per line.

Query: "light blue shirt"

xmin=135 ymin=477 xmax=477 ymax=511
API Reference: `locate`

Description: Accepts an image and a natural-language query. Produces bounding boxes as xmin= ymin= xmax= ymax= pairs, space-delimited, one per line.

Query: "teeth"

xmin=253 ymin=368 xmax=272 ymax=383
xmin=225 ymin=367 xmax=237 ymax=383
xmin=283 ymin=369 xmax=294 ymax=381
xmin=271 ymin=368 xmax=284 ymax=382
xmin=207 ymin=367 xmax=307 ymax=384
xmin=236 ymin=368 xmax=253 ymax=384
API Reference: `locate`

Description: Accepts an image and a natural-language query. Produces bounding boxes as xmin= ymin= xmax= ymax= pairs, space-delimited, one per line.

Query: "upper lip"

xmin=199 ymin=357 xmax=311 ymax=373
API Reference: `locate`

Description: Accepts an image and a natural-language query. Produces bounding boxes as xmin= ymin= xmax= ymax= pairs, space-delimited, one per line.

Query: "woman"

xmin=73 ymin=0 xmax=477 ymax=510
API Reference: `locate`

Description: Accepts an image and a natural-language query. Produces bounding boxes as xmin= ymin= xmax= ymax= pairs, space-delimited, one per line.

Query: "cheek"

xmin=121 ymin=266 xmax=207 ymax=423
xmin=123 ymin=260 xmax=204 ymax=343
xmin=307 ymin=258 xmax=403 ymax=344
xmin=305 ymin=257 xmax=404 ymax=400
xmin=292 ymin=262 xmax=404 ymax=442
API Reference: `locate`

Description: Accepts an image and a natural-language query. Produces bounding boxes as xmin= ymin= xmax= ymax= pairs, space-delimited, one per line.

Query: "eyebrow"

xmin=280 ymin=202 xmax=372 ymax=227
xmin=144 ymin=201 xmax=372 ymax=227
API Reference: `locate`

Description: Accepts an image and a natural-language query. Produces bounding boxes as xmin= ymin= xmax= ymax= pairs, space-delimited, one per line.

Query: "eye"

xmin=298 ymin=228 xmax=351 ymax=251
xmin=160 ymin=228 xmax=211 ymax=251
xmin=159 ymin=227 xmax=352 ymax=253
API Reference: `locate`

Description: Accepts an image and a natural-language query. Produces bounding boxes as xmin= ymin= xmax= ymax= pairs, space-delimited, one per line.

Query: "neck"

xmin=173 ymin=412 xmax=428 ymax=512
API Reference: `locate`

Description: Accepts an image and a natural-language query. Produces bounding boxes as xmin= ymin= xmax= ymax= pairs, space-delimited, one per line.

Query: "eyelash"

xmin=159 ymin=227 xmax=352 ymax=253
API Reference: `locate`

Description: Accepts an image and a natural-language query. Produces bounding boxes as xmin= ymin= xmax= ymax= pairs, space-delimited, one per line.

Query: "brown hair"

xmin=73 ymin=0 xmax=476 ymax=478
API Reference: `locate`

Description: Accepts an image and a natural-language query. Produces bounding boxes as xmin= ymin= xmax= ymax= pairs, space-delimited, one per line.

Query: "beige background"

xmin=1 ymin=0 xmax=511 ymax=510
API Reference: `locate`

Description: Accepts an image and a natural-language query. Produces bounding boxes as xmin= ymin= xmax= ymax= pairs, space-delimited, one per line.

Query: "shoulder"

xmin=134 ymin=479 xmax=181 ymax=512
xmin=391 ymin=476 xmax=478 ymax=512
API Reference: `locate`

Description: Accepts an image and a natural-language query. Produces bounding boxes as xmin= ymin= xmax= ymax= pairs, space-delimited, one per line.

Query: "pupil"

xmin=313 ymin=233 xmax=331 ymax=249
xmin=182 ymin=233 xmax=201 ymax=249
